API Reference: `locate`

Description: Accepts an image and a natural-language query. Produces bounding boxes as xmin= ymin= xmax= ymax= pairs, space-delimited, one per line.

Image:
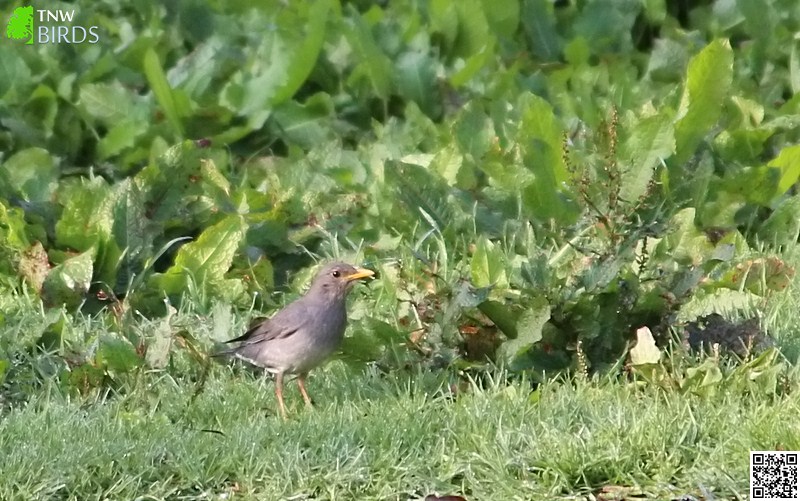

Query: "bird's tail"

xmin=209 ymin=345 xmax=237 ymax=359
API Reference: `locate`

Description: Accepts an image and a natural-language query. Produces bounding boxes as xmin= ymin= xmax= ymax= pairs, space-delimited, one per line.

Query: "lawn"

xmin=3 ymin=355 xmax=799 ymax=500
xmin=1 ymin=263 xmax=799 ymax=500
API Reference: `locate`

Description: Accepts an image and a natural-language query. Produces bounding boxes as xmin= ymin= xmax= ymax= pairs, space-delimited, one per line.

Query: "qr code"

xmin=751 ymin=451 xmax=799 ymax=500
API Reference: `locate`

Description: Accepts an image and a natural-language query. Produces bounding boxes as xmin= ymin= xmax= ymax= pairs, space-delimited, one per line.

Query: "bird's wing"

xmin=223 ymin=301 xmax=308 ymax=346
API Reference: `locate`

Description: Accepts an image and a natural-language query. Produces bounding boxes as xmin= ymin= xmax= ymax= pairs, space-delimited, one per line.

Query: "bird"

xmin=215 ymin=262 xmax=374 ymax=419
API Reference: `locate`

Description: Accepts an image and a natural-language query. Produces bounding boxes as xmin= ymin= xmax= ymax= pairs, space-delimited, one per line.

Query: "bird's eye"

xmin=331 ymin=270 xmax=341 ymax=278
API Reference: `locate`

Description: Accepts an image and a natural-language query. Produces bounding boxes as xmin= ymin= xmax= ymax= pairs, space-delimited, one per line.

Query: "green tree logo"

xmin=7 ymin=5 xmax=35 ymax=45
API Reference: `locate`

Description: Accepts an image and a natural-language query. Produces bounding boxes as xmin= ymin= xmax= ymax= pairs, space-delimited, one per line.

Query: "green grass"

xmin=1 ymin=359 xmax=798 ymax=500
xmin=2 ymin=246 xmax=799 ymax=500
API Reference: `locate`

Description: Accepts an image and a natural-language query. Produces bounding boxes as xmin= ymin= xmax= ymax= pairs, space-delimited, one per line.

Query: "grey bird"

xmin=216 ymin=262 xmax=374 ymax=419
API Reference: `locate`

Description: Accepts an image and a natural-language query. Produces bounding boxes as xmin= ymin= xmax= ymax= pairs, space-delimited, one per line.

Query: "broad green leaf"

xmin=271 ymin=93 xmax=335 ymax=149
xmin=729 ymin=96 xmax=764 ymax=128
xmin=200 ymin=159 xmax=231 ymax=197
xmin=134 ymin=140 xmax=218 ymax=224
xmin=646 ymin=38 xmax=689 ymax=83
xmin=78 ymin=81 xmax=146 ymax=124
xmin=478 ymin=300 xmax=520 ymax=339
xmin=55 ymin=176 xmax=114 ymax=252
xmin=714 ymin=128 xmax=774 ymax=164
xmin=338 ymin=319 xmax=396 ymax=368
xmin=518 ymin=94 xmax=565 ymax=175
xmin=229 ymin=253 xmax=274 ymax=295
xmin=500 ymin=296 xmax=550 ymax=362
xmin=711 ymin=0 xmax=744 ymax=30
xmin=481 ymin=0 xmax=519 ymax=37
xmin=690 ymin=152 xmax=715 ymax=209
xmin=723 ymin=165 xmax=780 ymax=206
xmin=269 ymin=0 xmax=332 ymax=106
xmin=658 ymin=208 xmax=713 ymax=266
xmin=394 ymin=51 xmax=440 ymax=119
xmin=400 ymin=153 xmax=435 ymax=168
xmin=770 ymin=144 xmax=800 ymax=196
xmin=96 ymin=336 xmax=142 ymax=373
xmin=573 ymin=0 xmax=639 ymax=54
xmin=344 ymin=11 xmax=393 ymax=99
xmin=0 ymin=202 xmax=30 ymax=249
xmin=429 ymin=0 xmax=459 ymax=51
xmin=454 ymin=0 xmax=491 ymax=58
xmin=564 ymin=37 xmax=590 ymax=66
xmin=733 ymin=348 xmax=783 ymax=394
xmin=27 ymin=84 xmax=58 ymax=134
xmin=757 ymin=195 xmax=800 ymax=247
xmin=0 ymin=47 xmax=30 ymax=98
xmin=0 ymin=147 xmax=58 ymax=202
xmin=449 ymin=43 xmax=494 ymax=88
xmin=700 ymin=191 xmax=745 ymax=228
xmin=165 ymin=34 xmax=225 ymax=97
xmin=159 ymin=215 xmax=247 ymax=296
xmin=673 ymin=39 xmax=734 ymax=165
xmin=387 ymin=161 xmax=458 ymax=232
xmin=430 ymin=145 xmax=463 ymax=186
xmin=642 ymin=0 xmax=666 ymax=23
xmin=470 ymin=237 xmax=508 ymax=289
xmin=581 ymin=255 xmax=625 ymax=292
xmin=736 ymin=0 xmax=776 ymax=76
xmin=683 ymin=359 xmax=723 ymax=397
xmin=239 ymin=0 xmax=332 ymax=129
xmin=679 ymin=289 xmax=758 ymax=322
xmin=454 ymin=103 xmax=495 ymax=159
xmin=98 ymin=119 xmax=148 ymax=159
xmin=41 ymin=248 xmax=94 ymax=309
xmin=619 ymin=110 xmax=675 ymax=202
xmin=246 ymin=210 xmax=293 ymax=253
xmin=517 ymin=93 xmax=575 ymax=222
xmin=520 ymin=0 xmax=561 ymax=61
xmin=480 ymin=159 xmax=533 ymax=192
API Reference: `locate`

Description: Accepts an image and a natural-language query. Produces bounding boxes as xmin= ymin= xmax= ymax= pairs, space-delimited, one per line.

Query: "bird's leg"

xmin=297 ymin=373 xmax=314 ymax=408
xmin=274 ymin=371 xmax=288 ymax=420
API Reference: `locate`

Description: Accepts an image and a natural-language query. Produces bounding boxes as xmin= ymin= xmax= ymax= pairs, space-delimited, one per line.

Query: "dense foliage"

xmin=1 ymin=0 xmax=799 ymax=393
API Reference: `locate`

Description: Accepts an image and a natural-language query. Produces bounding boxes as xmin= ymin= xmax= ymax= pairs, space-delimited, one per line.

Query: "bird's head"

xmin=307 ymin=262 xmax=375 ymax=301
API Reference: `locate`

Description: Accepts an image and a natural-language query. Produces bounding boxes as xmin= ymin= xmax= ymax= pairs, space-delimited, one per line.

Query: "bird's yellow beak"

xmin=344 ymin=267 xmax=375 ymax=282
